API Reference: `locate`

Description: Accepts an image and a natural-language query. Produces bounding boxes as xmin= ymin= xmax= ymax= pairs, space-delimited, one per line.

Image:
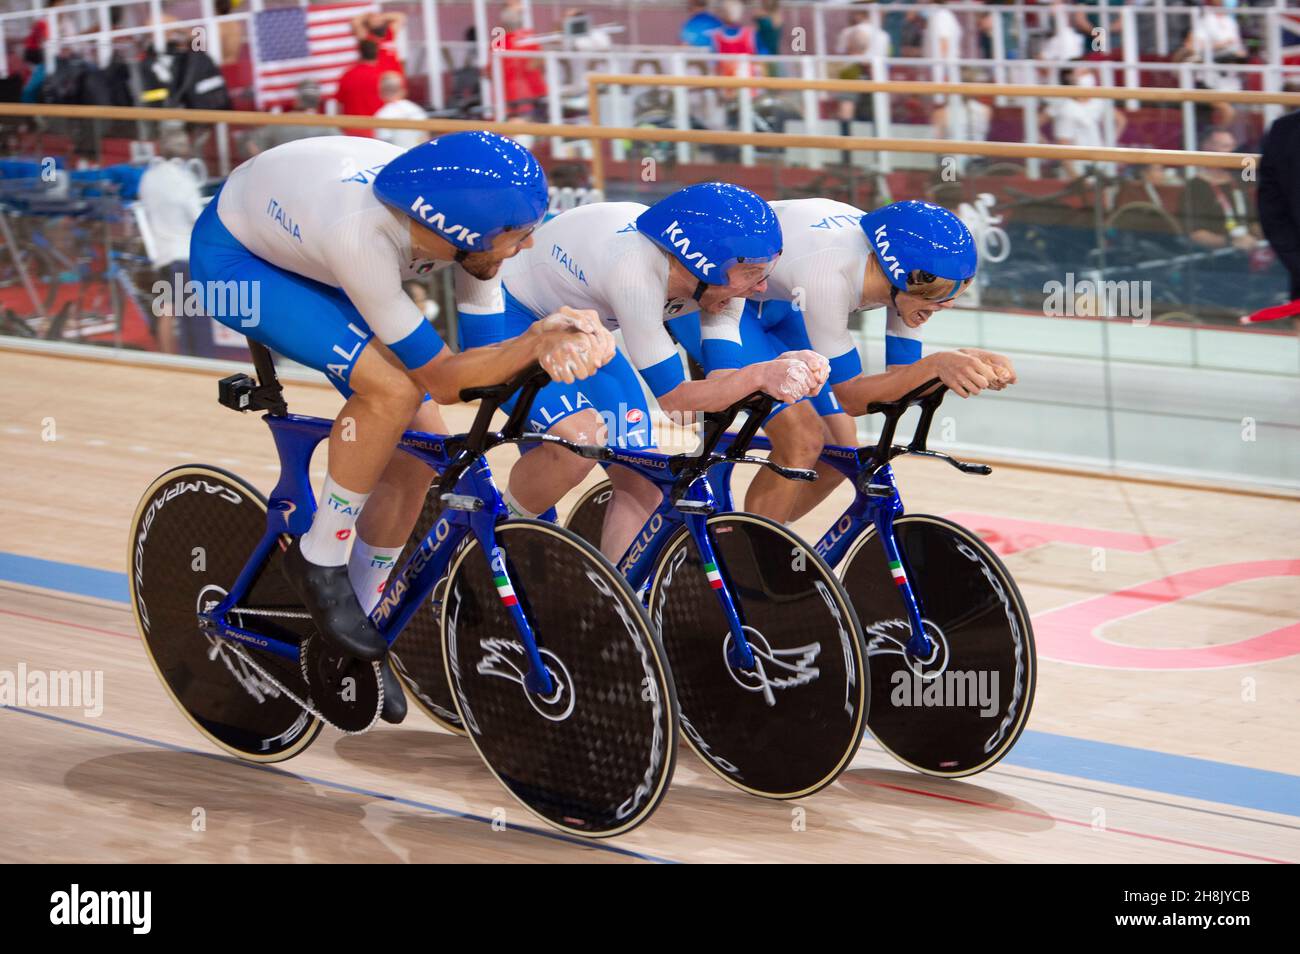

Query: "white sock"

xmin=300 ymin=476 xmax=370 ymax=566
xmin=501 ymin=486 xmax=539 ymax=519
xmin=348 ymin=540 xmax=405 ymax=614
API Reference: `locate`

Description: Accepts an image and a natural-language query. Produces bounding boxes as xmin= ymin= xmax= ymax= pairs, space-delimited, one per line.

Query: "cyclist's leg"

xmin=572 ymin=352 xmax=661 ymax=562
xmin=191 ymin=201 xmax=424 ymax=659
xmin=731 ymin=301 xmax=827 ymax=523
xmin=763 ymin=300 xmax=855 ymax=521
xmin=348 ymin=397 xmax=446 ymax=611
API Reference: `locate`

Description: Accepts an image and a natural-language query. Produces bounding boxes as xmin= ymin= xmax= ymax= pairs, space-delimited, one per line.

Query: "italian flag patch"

xmin=888 ymin=559 xmax=907 ymax=587
xmin=494 ymin=573 xmax=518 ymax=606
xmin=703 ymin=561 xmax=723 ymax=589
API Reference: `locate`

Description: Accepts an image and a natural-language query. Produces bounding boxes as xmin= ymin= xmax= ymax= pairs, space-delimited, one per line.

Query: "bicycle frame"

xmin=599 ymin=446 xmax=759 ymax=670
xmin=196 ymin=412 xmax=560 ymax=697
xmin=704 ymin=436 xmax=932 ymax=660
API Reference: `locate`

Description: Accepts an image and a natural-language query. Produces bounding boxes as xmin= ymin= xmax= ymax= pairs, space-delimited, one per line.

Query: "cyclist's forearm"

xmin=658 ymin=365 xmax=765 ymax=416
xmin=832 ymin=359 xmax=937 ymax=417
xmin=411 ymin=334 xmax=541 ymax=405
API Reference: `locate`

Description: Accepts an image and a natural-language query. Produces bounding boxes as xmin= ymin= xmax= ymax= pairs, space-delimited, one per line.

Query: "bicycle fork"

xmin=862 ymin=465 xmax=934 ymax=661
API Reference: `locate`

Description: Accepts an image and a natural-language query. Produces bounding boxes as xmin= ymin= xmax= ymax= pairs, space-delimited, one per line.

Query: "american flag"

xmin=253 ymin=2 xmax=378 ymax=110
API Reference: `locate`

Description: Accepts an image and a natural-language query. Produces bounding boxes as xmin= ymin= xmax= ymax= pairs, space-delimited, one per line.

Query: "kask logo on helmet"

xmin=869 ymin=224 xmax=907 ymax=284
xmin=408 ymin=196 xmax=482 ymax=246
xmin=661 ymin=220 xmax=717 ymax=277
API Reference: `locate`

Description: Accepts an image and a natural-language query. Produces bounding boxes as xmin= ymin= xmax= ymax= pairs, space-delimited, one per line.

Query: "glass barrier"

xmin=0 ymin=111 xmax=1295 ymax=488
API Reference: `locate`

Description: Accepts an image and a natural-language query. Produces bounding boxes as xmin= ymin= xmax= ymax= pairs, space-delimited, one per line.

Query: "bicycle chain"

xmin=225 ymin=639 xmax=380 ymax=736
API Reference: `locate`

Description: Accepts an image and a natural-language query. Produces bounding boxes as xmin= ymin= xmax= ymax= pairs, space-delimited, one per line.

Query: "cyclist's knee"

xmin=770 ymin=404 xmax=825 ymax=465
xmin=349 ymin=347 xmax=422 ymax=416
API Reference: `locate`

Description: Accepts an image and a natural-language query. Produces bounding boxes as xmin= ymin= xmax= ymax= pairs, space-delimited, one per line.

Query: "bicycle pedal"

xmin=673 ymin=499 xmax=714 ymax=514
xmin=440 ymin=492 xmax=483 ymax=512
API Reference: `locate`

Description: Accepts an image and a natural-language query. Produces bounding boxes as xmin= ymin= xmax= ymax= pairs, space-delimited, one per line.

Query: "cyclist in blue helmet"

xmin=455 ymin=182 xmax=828 ymax=560
xmin=189 ymin=131 xmax=614 ymax=722
xmin=667 ymin=197 xmax=1016 ymax=523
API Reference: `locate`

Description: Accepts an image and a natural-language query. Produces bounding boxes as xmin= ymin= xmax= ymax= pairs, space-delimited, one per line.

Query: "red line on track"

xmin=0 ymin=608 xmax=136 ymax=642
xmin=844 ymin=776 xmax=1293 ymax=864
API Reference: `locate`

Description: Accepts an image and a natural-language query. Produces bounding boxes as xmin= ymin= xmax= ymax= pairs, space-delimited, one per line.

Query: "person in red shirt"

xmin=352 ymin=10 xmax=404 ymax=75
xmin=711 ymin=0 xmax=758 ymax=78
xmin=334 ymin=39 xmax=384 ymax=137
xmin=497 ymin=6 xmax=546 ymax=118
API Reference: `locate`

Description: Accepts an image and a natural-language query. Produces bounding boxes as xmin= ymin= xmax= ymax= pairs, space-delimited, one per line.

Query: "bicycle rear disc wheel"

xmin=442 ymin=519 xmax=677 ymax=837
xmin=841 ymin=513 xmax=1036 ymax=777
xmin=649 ymin=514 xmax=868 ymax=799
xmin=388 ymin=492 xmax=466 ymax=735
xmin=128 ymin=465 xmax=320 ymax=762
xmin=562 ymin=478 xmax=613 ymax=547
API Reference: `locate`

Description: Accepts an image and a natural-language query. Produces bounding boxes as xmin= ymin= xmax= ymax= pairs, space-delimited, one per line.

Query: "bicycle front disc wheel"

xmin=841 ymin=513 xmax=1036 ymax=777
xmin=442 ymin=519 xmax=677 ymax=837
xmin=649 ymin=514 xmax=868 ymax=799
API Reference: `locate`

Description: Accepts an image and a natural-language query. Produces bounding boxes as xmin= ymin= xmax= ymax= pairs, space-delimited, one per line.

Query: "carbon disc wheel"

xmin=442 ymin=519 xmax=677 ymax=837
xmin=562 ymin=479 xmax=614 ymax=546
xmin=648 ymin=513 xmax=868 ymax=799
xmin=128 ymin=465 xmax=320 ymax=762
xmin=840 ymin=513 xmax=1036 ymax=777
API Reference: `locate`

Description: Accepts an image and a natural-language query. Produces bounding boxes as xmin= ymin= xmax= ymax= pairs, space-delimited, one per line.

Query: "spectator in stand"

xmin=498 ymin=5 xmax=547 ymax=119
xmin=334 ymin=39 xmax=384 ymax=137
xmin=1174 ymin=0 xmax=1248 ymax=98
xmin=835 ymin=1 xmax=890 ymax=125
xmin=1181 ymin=126 xmax=1259 ymax=250
xmin=837 ymin=1 xmax=891 ymax=64
xmin=247 ymin=79 xmax=339 ymax=155
xmin=373 ymin=72 xmax=428 ymax=150
xmin=1258 ymin=110 xmax=1300 ymax=304
xmin=1037 ymin=4 xmax=1086 ymax=63
xmin=213 ymin=0 xmax=247 ymax=66
xmin=754 ymin=0 xmax=784 ymax=57
xmin=711 ymin=0 xmax=759 ymax=78
xmin=1044 ymin=63 xmax=1126 ymax=178
xmin=353 ymin=10 xmax=405 ymax=74
xmin=139 ymin=128 xmax=204 ymax=355
xmin=1114 ymin=164 xmax=1178 ymax=213
xmin=925 ymin=0 xmax=964 ymax=84
xmin=681 ymin=0 xmax=723 ymax=48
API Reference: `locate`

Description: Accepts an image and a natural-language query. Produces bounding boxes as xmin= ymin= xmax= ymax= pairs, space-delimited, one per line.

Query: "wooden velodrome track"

xmin=1 ymin=347 xmax=1297 ymax=864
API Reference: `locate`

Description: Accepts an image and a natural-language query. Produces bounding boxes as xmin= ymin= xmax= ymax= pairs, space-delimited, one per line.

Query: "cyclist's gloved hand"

xmin=756 ymin=358 xmax=817 ymax=403
xmin=777 ymin=350 xmax=830 ymax=391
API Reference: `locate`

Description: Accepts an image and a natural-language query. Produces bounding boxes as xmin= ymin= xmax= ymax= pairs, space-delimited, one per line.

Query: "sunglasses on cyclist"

xmin=904 ymin=270 xmax=975 ymax=303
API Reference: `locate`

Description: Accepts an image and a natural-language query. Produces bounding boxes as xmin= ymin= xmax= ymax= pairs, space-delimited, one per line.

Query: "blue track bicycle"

xmin=128 ymin=345 xmax=677 ymax=837
xmin=565 ymin=379 xmax=1037 ymax=778
xmin=395 ymin=391 xmax=870 ymax=800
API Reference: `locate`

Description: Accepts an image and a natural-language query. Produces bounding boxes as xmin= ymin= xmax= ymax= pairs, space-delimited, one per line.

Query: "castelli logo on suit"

xmin=408 ymin=196 xmax=483 ymax=246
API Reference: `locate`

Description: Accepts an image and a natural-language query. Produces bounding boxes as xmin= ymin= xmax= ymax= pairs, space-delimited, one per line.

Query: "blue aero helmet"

xmin=636 ymin=182 xmax=782 ymax=298
xmin=372 ymin=130 xmax=549 ymax=256
xmin=860 ymin=200 xmax=977 ymax=303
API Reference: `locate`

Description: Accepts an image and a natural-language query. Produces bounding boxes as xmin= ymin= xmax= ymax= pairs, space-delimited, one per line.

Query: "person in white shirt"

xmin=139 ymin=128 xmax=205 ymax=353
xmin=925 ymin=0 xmax=963 ymax=83
xmin=1176 ymin=0 xmax=1247 ymax=95
xmin=374 ymin=72 xmax=429 ymax=150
